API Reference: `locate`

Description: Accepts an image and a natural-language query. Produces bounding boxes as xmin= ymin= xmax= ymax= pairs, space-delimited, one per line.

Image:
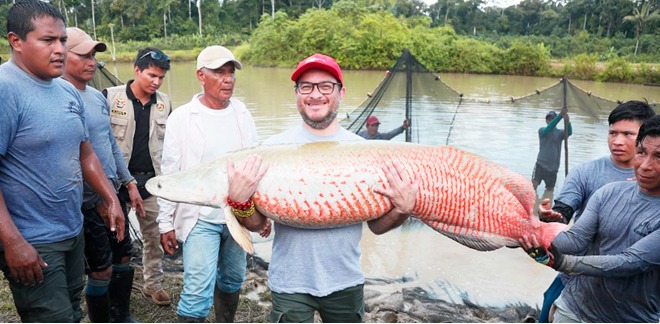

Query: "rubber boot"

xmin=85 ymin=293 xmax=111 ymax=323
xmin=213 ymin=286 xmax=240 ymax=323
xmin=177 ymin=314 xmax=206 ymax=323
xmin=109 ymin=267 xmax=139 ymax=323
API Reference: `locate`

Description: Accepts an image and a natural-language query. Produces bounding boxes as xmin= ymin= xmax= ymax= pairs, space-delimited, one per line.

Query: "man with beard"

xmin=232 ymin=53 xmax=419 ymax=322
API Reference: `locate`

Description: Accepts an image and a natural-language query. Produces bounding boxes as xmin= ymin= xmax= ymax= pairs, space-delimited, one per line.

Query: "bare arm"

xmin=227 ymin=156 xmax=270 ymax=233
xmin=0 ymin=187 xmax=47 ymax=286
xmin=80 ymin=141 xmax=125 ymax=240
xmin=368 ymin=161 xmax=419 ymax=235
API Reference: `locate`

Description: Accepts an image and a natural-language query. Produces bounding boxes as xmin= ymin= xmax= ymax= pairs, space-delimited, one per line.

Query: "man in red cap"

xmin=358 ymin=115 xmax=409 ymax=140
xmin=232 ymin=53 xmax=419 ymax=322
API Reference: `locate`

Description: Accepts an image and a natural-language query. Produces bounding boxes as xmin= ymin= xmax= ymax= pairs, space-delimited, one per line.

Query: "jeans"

xmin=176 ymin=220 xmax=247 ymax=318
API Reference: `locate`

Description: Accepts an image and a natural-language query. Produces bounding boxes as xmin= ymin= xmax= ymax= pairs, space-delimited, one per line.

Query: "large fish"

xmin=146 ymin=141 xmax=566 ymax=254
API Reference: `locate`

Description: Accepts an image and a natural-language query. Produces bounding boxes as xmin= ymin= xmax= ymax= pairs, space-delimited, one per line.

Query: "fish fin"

xmin=426 ymin=221 xmax=511 ymax=251
xmin=443 ymin=232 xmax=509 ymax=251
xmin=224 ymin=206 xmax=254 ymax=255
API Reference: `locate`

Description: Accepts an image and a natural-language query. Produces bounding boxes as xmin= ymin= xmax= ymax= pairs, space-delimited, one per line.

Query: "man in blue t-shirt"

xmin=521 ymin=114 xmax=660 ymax=322
xmin=532 ymin=110 xmax=572 ymax=201
xmin=63 ymin=27 xmax=146 ymax=322
xmin=0 ymin=2 xmax=123 ymax=322
xmin=534 ymin=100 xmax=655 ymax=322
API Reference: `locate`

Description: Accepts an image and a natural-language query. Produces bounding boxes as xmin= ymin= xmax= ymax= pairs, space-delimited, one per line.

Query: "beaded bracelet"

xmin=232 ymin=204 xmax=256 ymax=218
xmin=226 ymin=197 xmax=253 ymax=211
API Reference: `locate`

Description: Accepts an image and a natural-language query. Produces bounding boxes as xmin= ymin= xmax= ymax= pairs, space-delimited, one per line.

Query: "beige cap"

xmin=196 ymin=45 xmax=243 ymax=71
xmin=66 ymin=27 xmax=107 ymax=55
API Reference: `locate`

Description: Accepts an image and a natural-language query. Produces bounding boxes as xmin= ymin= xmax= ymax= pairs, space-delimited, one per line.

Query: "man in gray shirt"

xmin=532 ymin=110 xmax=572 ymax=201
xmin=535 ymin=100 xmax=655 ymax=322
xmin=521 ymin=114 xmax=660 ymax=322
xmin=358 ymin=115 xmax=409 ymax=140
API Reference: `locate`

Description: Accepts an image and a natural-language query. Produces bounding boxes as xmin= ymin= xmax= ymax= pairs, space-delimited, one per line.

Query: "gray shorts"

xmin=0 ymin=231 xmax=85 ymax=322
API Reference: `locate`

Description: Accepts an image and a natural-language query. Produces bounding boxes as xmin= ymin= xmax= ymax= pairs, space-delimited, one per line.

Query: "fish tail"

xmin=538 ymin=222 xmax=569 ymax=250
xmin=224 ymin=206 xmax=254 ymax=255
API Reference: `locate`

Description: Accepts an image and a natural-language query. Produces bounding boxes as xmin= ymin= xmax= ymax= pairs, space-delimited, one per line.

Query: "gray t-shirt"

xmin=554 ymin=181 xmax=660 ymax=322
xmin=535 ymin=125 xmax=567 ymax=172
xmin=357 ymin=126 xmax=404 ymax=140
xmin=554 ymin=156 xmax=634 ymax=222
xmin=262 ymin=125 xmax=366 ymax=296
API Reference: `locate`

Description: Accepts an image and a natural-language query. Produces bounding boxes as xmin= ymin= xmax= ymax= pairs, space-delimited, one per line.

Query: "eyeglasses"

xmin=138 ymin=51 xmax=170 ymax=62
xmin=296 ymin=81 xmax=341 ymax=95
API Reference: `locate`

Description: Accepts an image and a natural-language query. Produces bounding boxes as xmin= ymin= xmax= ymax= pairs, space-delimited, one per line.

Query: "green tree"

xmin=623 ymin=2 xmax=660 ymax=55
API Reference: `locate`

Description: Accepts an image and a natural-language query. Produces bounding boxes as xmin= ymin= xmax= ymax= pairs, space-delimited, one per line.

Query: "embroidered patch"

xmin=157 ymin=102 xmax=164 ymax=112
xmin=115 ymin=98 xmax=126 ymax=109
xmin=111 ymin=109 xmax=127 ymax=116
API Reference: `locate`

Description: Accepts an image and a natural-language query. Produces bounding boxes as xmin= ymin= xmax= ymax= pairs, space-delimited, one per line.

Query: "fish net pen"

xmin=341 ymin=49 xmax=658 ymax=149
xmin=88 ymin=61 xmax=124 ymax=89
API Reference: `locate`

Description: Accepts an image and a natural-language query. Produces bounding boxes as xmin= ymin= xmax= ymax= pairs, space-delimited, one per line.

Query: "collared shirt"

xmin=125 ymin=80 xmax=156 ymax=174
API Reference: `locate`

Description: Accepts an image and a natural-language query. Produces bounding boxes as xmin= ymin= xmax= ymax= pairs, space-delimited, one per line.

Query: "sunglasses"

xmin=138 ymin=50 xmax=170 ymax=62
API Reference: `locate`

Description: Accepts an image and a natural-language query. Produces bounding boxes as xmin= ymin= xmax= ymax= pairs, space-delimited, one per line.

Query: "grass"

xmin=0 ymin=256 xmax=271 ymax=323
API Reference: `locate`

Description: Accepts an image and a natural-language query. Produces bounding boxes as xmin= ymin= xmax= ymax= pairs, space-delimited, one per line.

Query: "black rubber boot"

xmin=177 ymin=314 xmax=206 ymax=323
xmin=109 ymin=267 xmax=139 ymax=323
xmin=213 ymin=286 xmax=240 ymax=323
xmin=86 ymin=293 xmax=111 ymax=323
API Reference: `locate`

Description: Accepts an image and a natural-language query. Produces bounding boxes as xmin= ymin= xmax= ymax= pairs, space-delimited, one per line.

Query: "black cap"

xmin=546 ymin=111 xmax=557 ymax=118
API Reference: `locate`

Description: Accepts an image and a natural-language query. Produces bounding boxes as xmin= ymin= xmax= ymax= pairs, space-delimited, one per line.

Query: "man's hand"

xmin=127 ymin=181 xmax=145 ymax=218
xmin=160 ymin=230 xmax=178 ymax=255
xmin=368 ymin=161 xmax=419 ymax=235
xmin=519 ymin=234 xmax=564 ymax=270
xmin=98 ymin=199 xmax=125 ymax=241
xmin=538 ymin=198 xmax=563 ymax=222
xmin=374 ymin=161 xmax=419 ymax=215
xmin=5 ymin=239 xmax=47 ymax=286
xmin=227 ymin=155 xmax=268 ymax=204
xmin=402 ymin=119 xmax=410 ymax=130
xmin=259 ymin=220 xmax=272 ymax=238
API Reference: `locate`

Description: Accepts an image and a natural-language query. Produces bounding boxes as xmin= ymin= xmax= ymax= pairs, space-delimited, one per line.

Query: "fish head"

xmin=146 ymin=162 xmax=230 ymax=208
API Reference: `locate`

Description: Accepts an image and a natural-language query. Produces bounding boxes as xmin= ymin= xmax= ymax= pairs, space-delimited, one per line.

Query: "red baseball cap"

xmin=366 ymin=116 xmax=380 ymax=125
xmin=291 ymin=53 xmax=344 ymax=85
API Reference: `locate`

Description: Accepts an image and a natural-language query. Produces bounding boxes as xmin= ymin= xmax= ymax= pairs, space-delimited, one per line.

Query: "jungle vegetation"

xmin=0 ymin=0 xmax=658 ymax=83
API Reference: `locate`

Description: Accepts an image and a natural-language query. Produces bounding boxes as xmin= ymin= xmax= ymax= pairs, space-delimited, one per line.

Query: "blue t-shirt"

xmin=554 ymin=155 xmax=634 ymax=222
xmin=263 ymin=125 xmax=366 ymax=296
xmin=0 ymin=61 xmax=88 ymax=245
xmin=78 ymin=86 xmax=131 ymax=206
xmin=554 ymin=181 xmax=660 ymax=322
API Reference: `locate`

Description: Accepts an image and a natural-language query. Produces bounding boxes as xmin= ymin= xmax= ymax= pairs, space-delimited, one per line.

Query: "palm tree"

xmin=623 ymin=3 xmax=660 ymax=55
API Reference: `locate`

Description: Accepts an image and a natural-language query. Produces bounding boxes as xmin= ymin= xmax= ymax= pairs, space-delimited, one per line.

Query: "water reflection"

xmin=108 ymin=61 xmax=657 ymax=307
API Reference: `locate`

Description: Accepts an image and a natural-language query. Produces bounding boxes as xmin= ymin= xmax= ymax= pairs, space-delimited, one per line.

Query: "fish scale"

xmin=146 ymin=141 xmax=566 ymax=254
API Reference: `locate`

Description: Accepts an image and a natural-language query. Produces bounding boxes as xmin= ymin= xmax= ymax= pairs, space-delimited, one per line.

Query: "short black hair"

xmin=7 ymin=0 xmax=65 ymax=41
xmin=608 ymin=100 xmax=656 ymax=126
xmin=636 ymin=115 xmax=660 ymax=146
xmin=134 ymin=47 xmax=171 ymax=72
